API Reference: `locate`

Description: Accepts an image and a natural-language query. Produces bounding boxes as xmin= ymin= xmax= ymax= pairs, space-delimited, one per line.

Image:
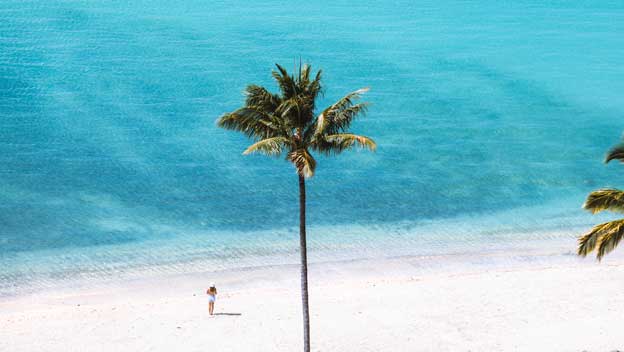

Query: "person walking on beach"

xmin=206 ymin=283 xmax=217 ymax=315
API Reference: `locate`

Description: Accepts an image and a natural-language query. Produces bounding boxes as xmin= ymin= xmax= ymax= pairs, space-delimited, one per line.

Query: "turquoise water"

xmin=1 ymin=1 xmax=624 ymax=295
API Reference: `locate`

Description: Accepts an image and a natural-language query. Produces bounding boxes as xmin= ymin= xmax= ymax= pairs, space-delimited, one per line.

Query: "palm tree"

xmin=578 ymin=141 xmax=624 ymax=260
xmin=217 ymin=63 xmax=376 ymax=352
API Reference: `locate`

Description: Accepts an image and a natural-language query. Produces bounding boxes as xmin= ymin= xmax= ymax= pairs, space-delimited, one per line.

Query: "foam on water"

xmin=1 ymin=1 xmax=624 ymax=295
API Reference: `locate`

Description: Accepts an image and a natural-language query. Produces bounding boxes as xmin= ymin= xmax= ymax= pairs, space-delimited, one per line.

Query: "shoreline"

xmin=0 ymin=235 xmax=576 ymax=299
xmin=2 ymin=233 xmax=621 ymax=310
xmin=0 ymin=216 xmax=597 ymax=299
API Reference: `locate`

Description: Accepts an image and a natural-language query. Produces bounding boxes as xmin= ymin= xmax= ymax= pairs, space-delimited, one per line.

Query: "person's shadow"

xmin=214 ymin=313 xmax=242 ymax=316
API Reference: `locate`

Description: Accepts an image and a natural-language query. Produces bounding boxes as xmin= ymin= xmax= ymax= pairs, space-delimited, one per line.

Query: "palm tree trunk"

xmin=298 ymin=174 xmax=311 ymax=352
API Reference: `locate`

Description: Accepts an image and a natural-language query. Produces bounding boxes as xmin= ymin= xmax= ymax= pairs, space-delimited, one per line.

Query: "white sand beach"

xmin=2 ymin=251 xmax=624 ymax=352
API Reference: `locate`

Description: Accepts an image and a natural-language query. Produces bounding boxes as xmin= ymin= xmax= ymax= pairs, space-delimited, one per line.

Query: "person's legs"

xmin=209 ymin=301 xmax=214 ymax=315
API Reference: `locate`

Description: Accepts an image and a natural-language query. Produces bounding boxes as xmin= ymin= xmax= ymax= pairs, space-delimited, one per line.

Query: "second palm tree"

xmin=579 ymin=140 xmax=624 ymax=260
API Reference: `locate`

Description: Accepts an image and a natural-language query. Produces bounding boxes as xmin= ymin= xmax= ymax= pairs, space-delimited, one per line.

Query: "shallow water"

xmin=1 ymin=1 xmax=623 ymax=295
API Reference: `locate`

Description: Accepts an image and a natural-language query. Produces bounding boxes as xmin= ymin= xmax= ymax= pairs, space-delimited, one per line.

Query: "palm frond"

xmin=272 ymin=64 xmax=297 ymax=98
xmin=217 ymin=108 xmax=279 ymax=140
xmin=287 ymin=148 xmax=316 ymax=177
xmin=296 ymin=64 xmax=322 ymax=100
xmin=583 ymin=189 xmax=624 ymax=214
xmin=299 ymin=64 xmax=311 ymax=86
xmin=578 ymin=219 xmax=624 ymax=260
xmin=314 ymin=88 xmax=369 ymax=136
xmin=243 ymin=136 xmax=291 ymax=156
xmin=277 ymin=96 xmax=305 ymax=126
xmin=605 ymin=143 xmax=624 ymax=164
xmin=245 ymin=85 xmax=281 ymax=113
xmin=306 ymin=69 xmax=322 ymax=101
xmin=312 ymin=133 xmax=376 ymax=155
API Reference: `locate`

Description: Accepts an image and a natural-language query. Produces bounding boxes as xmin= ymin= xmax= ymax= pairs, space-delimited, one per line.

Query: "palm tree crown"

xmin=217 ymin=64 xmax=376 ymax=176
xmin=579 ymin=143 xmax=624 ymax=260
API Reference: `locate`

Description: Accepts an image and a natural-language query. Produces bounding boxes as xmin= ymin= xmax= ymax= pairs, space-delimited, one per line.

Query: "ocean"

xmin=1 ymin=0 xmax=623 ymax=296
